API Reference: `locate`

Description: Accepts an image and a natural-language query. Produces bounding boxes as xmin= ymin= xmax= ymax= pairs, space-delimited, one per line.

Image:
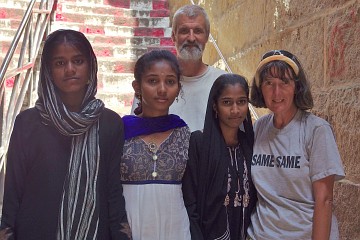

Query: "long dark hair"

xmin=197 ymin=73 xmax=255 ymax=238
xmin=206 ymin=73 xmax=254 ymax=147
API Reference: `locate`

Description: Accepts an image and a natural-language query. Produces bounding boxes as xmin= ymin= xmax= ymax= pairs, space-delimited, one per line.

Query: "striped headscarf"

xmin=35 ymin=30 xmax=104 ymax=240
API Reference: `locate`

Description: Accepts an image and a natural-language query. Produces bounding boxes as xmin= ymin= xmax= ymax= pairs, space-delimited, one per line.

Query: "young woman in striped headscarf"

xmin=0 ymin=29 xmax=131 ymax=240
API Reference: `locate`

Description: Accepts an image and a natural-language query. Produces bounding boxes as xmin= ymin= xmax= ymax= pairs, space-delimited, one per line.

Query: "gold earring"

xmin=135 ymin=92 xmax=141 ymax=100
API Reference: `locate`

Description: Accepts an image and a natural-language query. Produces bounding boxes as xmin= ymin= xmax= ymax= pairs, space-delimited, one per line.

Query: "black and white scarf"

xmin=35 ymin=50 xmax=104 ymax=240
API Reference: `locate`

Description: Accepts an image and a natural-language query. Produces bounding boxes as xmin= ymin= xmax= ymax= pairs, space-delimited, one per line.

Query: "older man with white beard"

xmin=131 ymin=5 xmax=226 ymax=132
xmin=169 ymin=5 xmax=226 ymax=131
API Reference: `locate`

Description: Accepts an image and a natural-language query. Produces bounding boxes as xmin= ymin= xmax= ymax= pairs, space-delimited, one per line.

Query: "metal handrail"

xmin=189 ymin=0 xmax=259 ymax=120
xmin=0 ymin=0 xmax=55 ymax=172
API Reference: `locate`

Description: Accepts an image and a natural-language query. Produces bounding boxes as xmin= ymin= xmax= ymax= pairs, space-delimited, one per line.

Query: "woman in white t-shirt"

xmin=247 ymin=50 xmax=345 ymax=240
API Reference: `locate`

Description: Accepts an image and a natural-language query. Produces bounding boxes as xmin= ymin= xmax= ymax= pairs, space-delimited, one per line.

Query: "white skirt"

xmin=123 ymin=183 xmax=191 ymax=240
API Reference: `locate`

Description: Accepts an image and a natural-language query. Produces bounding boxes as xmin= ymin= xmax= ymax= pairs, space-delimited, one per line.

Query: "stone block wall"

xmin=168 ymin=0 xmax=360 ymax=238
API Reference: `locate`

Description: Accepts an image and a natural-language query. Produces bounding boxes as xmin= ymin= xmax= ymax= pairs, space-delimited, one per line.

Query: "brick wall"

xmin=52 ymin=0 xmax=176 ymax=115
xmin=0 ymin=0 xmax=176 ymax=116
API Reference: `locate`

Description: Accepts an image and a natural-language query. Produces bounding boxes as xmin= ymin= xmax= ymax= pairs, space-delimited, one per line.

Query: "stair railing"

xmin=189 ymin=0 xmax=259 ymax=120
xmin=0 ymin=0 xmax=55 ymax=173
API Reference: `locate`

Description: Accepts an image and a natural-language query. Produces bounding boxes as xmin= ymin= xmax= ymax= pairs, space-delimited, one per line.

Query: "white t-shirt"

xmin=248 ymin=110 xmax=345 ymax=240
xmin=169 ymin=66 xmax=226 ymax=131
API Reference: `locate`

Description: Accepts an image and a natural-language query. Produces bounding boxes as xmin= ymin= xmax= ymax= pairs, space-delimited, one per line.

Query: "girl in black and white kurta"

xmin=183 ymin=74 xmax=257 ymax=240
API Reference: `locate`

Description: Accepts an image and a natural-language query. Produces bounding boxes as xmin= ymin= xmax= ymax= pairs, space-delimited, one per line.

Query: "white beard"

xmin=178 ymin=42 xmax=204 ymax=60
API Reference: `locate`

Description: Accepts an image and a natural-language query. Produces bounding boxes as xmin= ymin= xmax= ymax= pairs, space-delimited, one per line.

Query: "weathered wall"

xmin=169 ymin=0 xmax=360 ymax=239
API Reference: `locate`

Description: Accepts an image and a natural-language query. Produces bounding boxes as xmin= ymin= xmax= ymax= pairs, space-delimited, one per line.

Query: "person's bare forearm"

xmin=312 ymin=175 xmax=335 ymax=240
xmin=312 ymin=198 xmax=332 ymax=240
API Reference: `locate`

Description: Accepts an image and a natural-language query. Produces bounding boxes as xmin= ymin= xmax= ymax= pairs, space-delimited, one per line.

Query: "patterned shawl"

xmin=35 ymin=40 xmax=104 ymax=240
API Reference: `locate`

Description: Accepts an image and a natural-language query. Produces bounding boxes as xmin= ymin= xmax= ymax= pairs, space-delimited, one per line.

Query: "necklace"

xmin=144 ymin=129 xmax=173 ymax=179
xmin=225 ymin=145 xmax=250 ymax=240
xmin=233 ymin=155 xmax=242 ymax=207
xmin=147 ymin=142 xmax=158 ymax=178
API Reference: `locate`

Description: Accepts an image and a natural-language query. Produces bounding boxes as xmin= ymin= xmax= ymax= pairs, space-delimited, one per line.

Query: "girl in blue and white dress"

xmin=120 ymin=50 xmax=191 ymax=240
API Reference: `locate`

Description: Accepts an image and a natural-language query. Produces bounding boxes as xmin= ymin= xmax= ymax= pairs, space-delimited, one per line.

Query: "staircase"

xmin=0 ymin=0 xmax=176 ymax=116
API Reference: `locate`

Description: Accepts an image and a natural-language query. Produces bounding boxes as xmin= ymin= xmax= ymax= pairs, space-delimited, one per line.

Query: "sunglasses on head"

xmin=254 ymin=50 xmax=299 ymax=87
xmin=261 ymin=50 xmax=295 ymax=61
